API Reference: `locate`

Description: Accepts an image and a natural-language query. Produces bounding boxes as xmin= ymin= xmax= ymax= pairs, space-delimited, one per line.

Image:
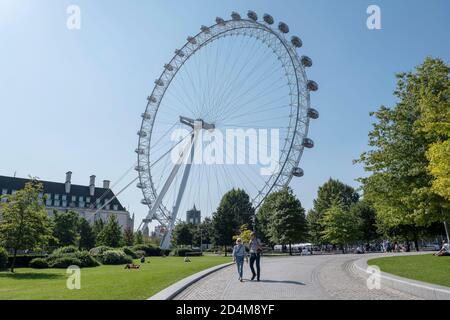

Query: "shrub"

xmin=161 ymin=249 xmax=171 ymax=257
xmin=0 ymin=248 xmax=8 ymax=269
xmin=132 ymin=244 xmax=161 ymax=257
xmin=171 ymin=248 xmax=193 ymax=257
xmin=135 ymin=250 xmax=145 ymax=258
xmin=29 ymin=258 xmax=49 ymax=269
xmin=52 ymin=245 xmax=79 ymax=255
xmin=99 ymin=250 xmax=133 ymax=265
xmin=89 ymin=246 xmax=113 ymax=257
xmin=122 ymin=247 xmax=138 ymax=259
xmin=186 ymin=251 xmax=203 ymax=257
xmin=74 ymin=251 xmax=100 ymax=268
xmin=49 ymin=256 xmax=82 ymax=268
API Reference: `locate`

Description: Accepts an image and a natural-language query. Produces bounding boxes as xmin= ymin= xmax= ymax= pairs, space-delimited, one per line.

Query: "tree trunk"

xmin=289 ymin=243 xmax=292 ymax=256
xmin=224 ymin=245 xmax=227 ymax=257
xmin=10 ymin=248 xmax=17 ymax=273
xmin=414 ymin=238 xmax=419 ymax=252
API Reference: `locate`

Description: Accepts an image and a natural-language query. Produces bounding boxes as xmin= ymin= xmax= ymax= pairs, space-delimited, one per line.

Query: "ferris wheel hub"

xmin=179 ymin=116 xmax=215 ymax=132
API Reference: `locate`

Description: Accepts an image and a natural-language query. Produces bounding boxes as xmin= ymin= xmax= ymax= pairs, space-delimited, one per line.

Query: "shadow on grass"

xmin=0 ymin=272 xmax=63 ymax=280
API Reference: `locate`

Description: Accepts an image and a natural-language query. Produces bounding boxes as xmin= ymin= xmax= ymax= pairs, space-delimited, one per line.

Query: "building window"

xmin=11 ymin=190 xmax=17 ymax=195
xmin=1 ymin=189 xmax=7 ymax=195
xmin=105 ymin=204 xmax=110 ymax=210
xmin=62 ymin=201 xmax=67 ymax=207
xmin=79 ymin=196 xmax=84 ymax=202
xmin=62 ymin=195 xmax=67 ymax=201
xmin=54 ymin=200 xmax=60 ymax=207
xmin=71 ymin=196 xmax=76 ymax=202
xmin=113 ymin=204 xmax=118 ymax=211
xmin=46 ymin=199 xmax=52 ymax=206
xmin=54 ymin=194 xmax=60 ymax=200
xmin=86 ymin=197 xmax=91 ymax=203
xmin=79 ymin=202 xmax=85 ymax=208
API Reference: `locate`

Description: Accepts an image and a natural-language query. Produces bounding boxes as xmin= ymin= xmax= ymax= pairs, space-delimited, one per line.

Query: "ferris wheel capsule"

xmin=200 ymin=25 xmax=210 ymax=34
xmin=187 ymin=36 xmax=197 ymax=45
xmin=164 ymin=64 xmax=174 ymax=71
xmin=216 ymin=17 xmax=226 ymax=26
xmin=307 ymin=80 xmax=319 ymax=91
xmin=175 ymin=49 xmax=185 ymax=57
xmin=291 ymin=36 xmax=303 ymax=48
xmin=231 ymin=12 xmax=241 ymax=21
xmin=292 ymin=167 xmax=304 ymax=177
xmin=307 ymin=108 xmax=320 ymax=120
xmin=302 ymin=138 xmax=315 ymax=149
xmin=247 ymin=10 xmax=258 ymax=21
xmin=278 ymin=22 xmax=289 ymax=33
xmin=147 ymin=95 xmax=157 ymax=103
xmin=263 ymin=14 xmax=274 ymax=25
xmin=155 ymin=79 xmax=164 ymax=87
xmin=301 ymin=56 xmax=313 ymax=68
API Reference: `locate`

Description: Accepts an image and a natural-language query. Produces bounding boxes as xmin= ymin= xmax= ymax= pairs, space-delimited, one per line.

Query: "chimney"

xmin=65 ymin=171 xmax=72 ymax=194
xmin=89 ymin=175 xmax=96 ymax=196
xmin=103 ymin=180 xmax=111 ymax=189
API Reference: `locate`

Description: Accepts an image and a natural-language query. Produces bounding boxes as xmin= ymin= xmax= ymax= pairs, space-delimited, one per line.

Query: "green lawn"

xmin=0 ymin=256 xmax=231 ymax=300
xmin=368 ymin=254 xmax=450 ymax=288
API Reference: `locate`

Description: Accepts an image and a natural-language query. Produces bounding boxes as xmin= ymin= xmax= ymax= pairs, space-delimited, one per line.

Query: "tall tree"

xmin=92 ymin=218 xmax=105 ymax=238
xmin=0 ymin=181 xmax=52 ymax=272
xmin=193 ymin=217 xmax=213 ymax=247
xmin=96 ymin=216 xmax=123 ymax=247
xmin=52 ymin=210 xmax=79 ymax=247
xmin=320 ymin=201 xmax=362 ymax=252
xmin=172 ymin=222 xmax=194 ymax=247
xmin=78 ymin=217 xmax=96 ymax=250
xmin=356 ymin=58 xmax=450 ymax=239
xmin=212 ymin=189 xmax=255 ymax=255
xmin=122 ymin=227 xmax=134 ymax=246
xmin=307 ymin=179 xmax=359 ymax=245
xmin=134 ymin=230 xmax=144 ymax=245
xmin=265 ymin=187 xmax=308 ymax=255
xmin=349 ymin=200 xmax=379 ymax=243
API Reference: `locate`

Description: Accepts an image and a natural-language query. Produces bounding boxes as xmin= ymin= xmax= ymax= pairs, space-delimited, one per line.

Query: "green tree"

xmin=52 ymin=210 xmax=79 ymax=247
xmin=0 ymin=181 xmax=52 ymax=272
xmin=192 ymin=217 xmax=213 ymax=247
xmin=264 ymin=188 xmax=308 ymax=255
xmin=232 ymin=224 xmax=253 ymax=245
xmin=349 ymin=200 xmax=379 ymax=243
xmin=78 ymin=217 xmax=96 ymax=250
xmin=212 ymin=189 xmax=255 ymax=255
xmin=122 ymin=227 xmax=134 ymax=246
xmin=96 ymin=216 xmax=123 ymax=247
xmin=93 ymin=218 xmax=105 ymax=238
xmin=134 ymin=230 xmax=144 ymax=245
xmin=356 ymin=58 xmax=450 ymax=240
xmin=172 ymin=222 xmax=194 ymax=247
xmin=320 ymin=202 xmax=362 ymax=252
xmin=307 ymin=179 xmax=359 ymax=245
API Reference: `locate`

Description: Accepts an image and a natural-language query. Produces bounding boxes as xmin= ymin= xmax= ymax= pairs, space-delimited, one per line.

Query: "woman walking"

xmin=249 ymin=232 xmax=262 ymax=281
xmin=232 ymin=238 xmax=247 ymax=282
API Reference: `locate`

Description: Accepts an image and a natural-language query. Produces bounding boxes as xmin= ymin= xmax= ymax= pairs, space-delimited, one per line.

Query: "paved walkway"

xmin=174 ymin=254 xmax=420 ymax=300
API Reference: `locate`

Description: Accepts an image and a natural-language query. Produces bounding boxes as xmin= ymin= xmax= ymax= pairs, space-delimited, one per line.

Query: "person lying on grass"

xmin=434 ymin=240 xmax=450 ymax=256
xmin=124 ymin=263 xmax=141 ymax=269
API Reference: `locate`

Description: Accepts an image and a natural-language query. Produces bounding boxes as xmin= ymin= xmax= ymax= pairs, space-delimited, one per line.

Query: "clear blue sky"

xmin=1 ymin=0 xmax=449 ymax=229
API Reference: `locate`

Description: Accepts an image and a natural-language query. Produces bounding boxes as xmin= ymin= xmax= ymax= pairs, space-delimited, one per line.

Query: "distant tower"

xmin=186 ymin=205 xmax=201 ymax=225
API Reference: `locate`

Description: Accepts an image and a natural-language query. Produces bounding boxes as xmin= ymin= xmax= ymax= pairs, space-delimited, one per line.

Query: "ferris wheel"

xmin=136 ymin=11 xmax=319 ymax=249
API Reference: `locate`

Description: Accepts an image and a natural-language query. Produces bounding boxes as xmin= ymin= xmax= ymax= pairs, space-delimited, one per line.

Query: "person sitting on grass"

xmin=140 ymin=255 xmax=146 ymax=263
xmin=184 ymin=255 xmax=191 ymax=262
xmin=434 ymin=240 xmax=450 ymax=256
xmin=124 ymin=263 xmax=141 ymax=269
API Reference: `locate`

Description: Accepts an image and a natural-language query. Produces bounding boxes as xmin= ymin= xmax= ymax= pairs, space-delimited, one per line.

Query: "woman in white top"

xmin=232 ymin=238 xmax=247 ymax=282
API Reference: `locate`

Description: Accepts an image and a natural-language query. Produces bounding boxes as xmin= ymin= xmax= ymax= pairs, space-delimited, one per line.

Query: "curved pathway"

xmin=174 ymin=253 xmax=420 ymax=300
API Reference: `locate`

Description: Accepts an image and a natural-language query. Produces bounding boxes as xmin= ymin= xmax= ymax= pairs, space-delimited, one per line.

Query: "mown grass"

xmin=0 ymin=256 xmax=230 ymax=300
xmin=368 ymin=254 xmax=450 ymax=288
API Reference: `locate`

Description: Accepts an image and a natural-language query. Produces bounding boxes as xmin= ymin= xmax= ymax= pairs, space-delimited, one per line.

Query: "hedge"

xmin=29 ymin=258 xmax=49 ymax=269
xmin=132 ymin=244 xmax=161 ymax=257
xmin=99 ymin=250 xmax=133 ymax=265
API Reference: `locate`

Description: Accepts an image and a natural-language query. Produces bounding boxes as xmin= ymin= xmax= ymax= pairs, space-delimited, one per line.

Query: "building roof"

xmin=0 ymin=175 xmax=126 ymax=211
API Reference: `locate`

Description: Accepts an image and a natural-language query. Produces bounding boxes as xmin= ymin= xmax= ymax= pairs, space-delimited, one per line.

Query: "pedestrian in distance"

xmin=232 ymin=238 xmax=247 ymax=282
xmin=248 ymin=232 xmax=262 ymax=281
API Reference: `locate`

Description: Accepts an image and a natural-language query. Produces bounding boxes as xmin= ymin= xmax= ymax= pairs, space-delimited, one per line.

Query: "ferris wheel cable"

xmin=211 ymin=40 xmax=275 ymax=118
xmin=216 ymin=79 xmax=288 ymax=123
xmin=219 ymin=104 xmax=291 ymax=123
xmin=216 ymin=64 xmax=286 ymax=119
